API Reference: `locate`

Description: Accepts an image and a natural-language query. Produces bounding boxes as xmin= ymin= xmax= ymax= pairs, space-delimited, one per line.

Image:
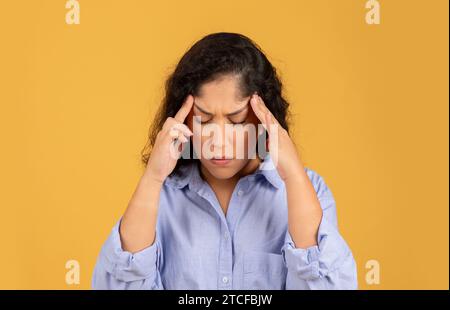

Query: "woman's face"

xmin=186 ymin=74 xmax=260 ymax=180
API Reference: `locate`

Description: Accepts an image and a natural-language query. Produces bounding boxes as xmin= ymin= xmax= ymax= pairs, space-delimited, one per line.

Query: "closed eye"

xmin=193 ymin=107 xmax=248 ymax=125
xmin=230 ymin=119 xmax=246 ymax=125
xmin=197 ymin=118 xmax=244 ymax=125
xmin=228 ymin=109 xmax=248 ymax=125
xmin=193 ymin=113 xmax=212 ymax=124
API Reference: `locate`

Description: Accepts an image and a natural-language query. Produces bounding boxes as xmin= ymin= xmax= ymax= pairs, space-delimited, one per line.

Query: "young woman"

xmin=92 ymin=32 xmax=357 ymax=290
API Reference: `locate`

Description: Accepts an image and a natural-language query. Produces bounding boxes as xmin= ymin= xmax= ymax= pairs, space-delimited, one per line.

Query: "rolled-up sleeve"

xmin=91 ymin=219 xmax=164 ymax=290
xmin=281 ymin=170 xmax=358 ymax=290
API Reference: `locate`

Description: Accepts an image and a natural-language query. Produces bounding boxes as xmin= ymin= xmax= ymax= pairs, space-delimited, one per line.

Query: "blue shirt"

xmin=92 ymin=155 xmax=357 ymax=290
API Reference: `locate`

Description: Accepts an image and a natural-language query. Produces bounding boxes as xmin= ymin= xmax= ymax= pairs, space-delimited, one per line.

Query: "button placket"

xmin=189 ymin=163 xmax=235 ymax=288
xmin=226 ymin=179 xmax=250 ymax=239
xmin=218 ymin=222 xmax=233 ymax=289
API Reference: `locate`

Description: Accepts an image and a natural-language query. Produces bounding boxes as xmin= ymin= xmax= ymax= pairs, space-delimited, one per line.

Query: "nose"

xmin=207 ymin=121 xmax=234 ymax=158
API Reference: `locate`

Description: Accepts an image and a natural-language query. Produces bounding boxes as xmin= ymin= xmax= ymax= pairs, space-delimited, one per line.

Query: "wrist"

xmin=282 ymin=165 xmax=306 ymax=185
xmin=142 ymin=170 xmax=165 ymax=188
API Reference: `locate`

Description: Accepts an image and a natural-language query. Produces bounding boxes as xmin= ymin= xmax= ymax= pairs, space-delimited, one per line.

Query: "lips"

xmin=210 ymin=157 xmax=233 ymax=166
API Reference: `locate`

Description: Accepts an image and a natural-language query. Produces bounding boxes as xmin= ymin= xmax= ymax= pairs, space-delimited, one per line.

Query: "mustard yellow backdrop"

xmin=0 ymin=0 xmax=448 ymax=289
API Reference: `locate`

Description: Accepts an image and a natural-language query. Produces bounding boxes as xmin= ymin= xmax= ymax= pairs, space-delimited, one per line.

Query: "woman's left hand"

xmin=250 ymin=94 xmax=304 ymax=183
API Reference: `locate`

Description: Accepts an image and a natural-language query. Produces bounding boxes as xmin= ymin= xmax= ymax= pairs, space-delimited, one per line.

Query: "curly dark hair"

xmin=141 ymin=32 xmax=291 ymax=175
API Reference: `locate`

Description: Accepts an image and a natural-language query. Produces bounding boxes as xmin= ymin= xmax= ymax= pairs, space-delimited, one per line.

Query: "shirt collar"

xmin=164 ymin=154 xmax=283 ymax=190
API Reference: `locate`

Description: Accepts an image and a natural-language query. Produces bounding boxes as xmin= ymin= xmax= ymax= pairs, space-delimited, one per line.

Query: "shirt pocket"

xmin=242 ymin=250 xmax=287 ymax=290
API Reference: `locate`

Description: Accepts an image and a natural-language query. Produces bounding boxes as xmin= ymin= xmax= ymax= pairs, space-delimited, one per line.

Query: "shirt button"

xmin=237 ymin=190 xmax=244 ymax=196
xmin=222 ymin=276 xmax=229 ymax=284
xmin=224 ymin=233 xmax=229 ymax=240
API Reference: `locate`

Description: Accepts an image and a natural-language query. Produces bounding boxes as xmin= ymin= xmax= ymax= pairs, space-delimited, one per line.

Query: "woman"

xmin=92 ymin=32 xmax=357 ymax=290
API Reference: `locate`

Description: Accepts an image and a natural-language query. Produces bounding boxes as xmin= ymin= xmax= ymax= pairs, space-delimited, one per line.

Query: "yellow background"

xmin=0 ymin=0 xmax=448 ymax=289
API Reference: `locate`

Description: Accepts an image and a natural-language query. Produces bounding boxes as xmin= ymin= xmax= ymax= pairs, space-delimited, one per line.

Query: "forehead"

xmin=195 ymin=75 xmax=248 ymax=111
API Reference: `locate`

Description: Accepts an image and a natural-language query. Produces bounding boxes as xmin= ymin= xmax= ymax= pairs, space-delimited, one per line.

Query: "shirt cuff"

xmin=98 ymin=218 xmax=159 ymax=282
xmin=281 ymin=216 xmax=351 ymax=281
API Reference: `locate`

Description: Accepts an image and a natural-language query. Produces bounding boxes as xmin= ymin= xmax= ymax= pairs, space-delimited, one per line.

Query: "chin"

xmin=201 ymin=160 xmax=242 ymax=180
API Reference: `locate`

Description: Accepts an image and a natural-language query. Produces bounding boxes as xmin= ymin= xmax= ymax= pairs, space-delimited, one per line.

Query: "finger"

xmin=174 ymin=94 xmax=194 ymax=123
xmin=265 ymin=112 xmax=271 ymax=129
xmin=265 ymin=112 xmax=277 ymax=136
xmin=177 ymin=131 xmax=188 ymax=143
xmin=169 ymin=123 xmax=193 ymax=137
xmin=256 ymin=95 xmax=280 ymax=126
xmin=168 ymin=127 xmax=182 ymax=139
xmin=250 ymin=94 xmax=268 ymax=129
xmin=170 ymin=139 xmax=183 ymax=158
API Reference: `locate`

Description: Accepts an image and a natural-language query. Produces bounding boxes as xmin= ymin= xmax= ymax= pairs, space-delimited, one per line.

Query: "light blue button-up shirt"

xmin=92 ymin=155 xmax=357 ymax=290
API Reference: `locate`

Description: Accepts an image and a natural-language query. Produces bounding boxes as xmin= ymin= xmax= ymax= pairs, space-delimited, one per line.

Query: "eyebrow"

xmin=193 ymin=99 xmax=250 ymax=117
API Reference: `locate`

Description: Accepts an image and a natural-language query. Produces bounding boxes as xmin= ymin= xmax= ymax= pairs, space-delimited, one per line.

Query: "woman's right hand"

xmin=144 ymin=95 xmax=194 ymax=184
